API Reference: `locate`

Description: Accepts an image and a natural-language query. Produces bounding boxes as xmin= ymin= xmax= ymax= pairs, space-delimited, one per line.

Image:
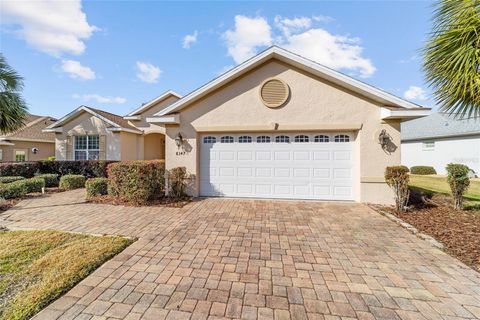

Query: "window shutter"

xmin=99 ymin=135 xmax=106 ymax=160
xmin=66 ymin=136 xmax=73 ymax=160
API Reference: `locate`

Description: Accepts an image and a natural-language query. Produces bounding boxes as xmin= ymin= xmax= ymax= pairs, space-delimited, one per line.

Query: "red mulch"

xmin=87 ymin=195 xmax=192 ymax=208
xmin=379 ymin=194 xmax=480 ymax=272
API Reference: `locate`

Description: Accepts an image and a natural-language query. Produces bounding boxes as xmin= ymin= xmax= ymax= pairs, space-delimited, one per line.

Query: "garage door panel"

xmin=200 ymin=133 xmax=355 ymax=200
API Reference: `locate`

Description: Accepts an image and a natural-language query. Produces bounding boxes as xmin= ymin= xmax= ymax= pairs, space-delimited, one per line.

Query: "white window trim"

xmin=74 ymin=135 xmax=100 ymax=160
xmin=14 ymin=149 xmax=27 ymax=162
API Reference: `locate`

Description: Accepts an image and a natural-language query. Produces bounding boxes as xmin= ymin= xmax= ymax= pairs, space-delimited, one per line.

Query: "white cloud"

xmin=404 ymin=86 xmax=428 ymax=101
xmin=283 ymin=29 xmax=376 ymax=78
xmin=135 ymin=61 xmax=161 ymax=84
xmin=274 ymin=16 xmax=311 ymax=37
xmin=1 ymin=0 xmax=98 ymax=56
xmin=73 ymin=94 xmax=126 ymax=104
xmin=223 ymin=15 xmax=272 ymax=64
xmin=222 ymin=15 xmax=376 ymax=78
xmin=61 ymin=60 xmax=96 ymax=80
xmin=312 ymin=15 xmax=334 ymax=23
xmin=182 ymin=30 xmax=198 ymax=49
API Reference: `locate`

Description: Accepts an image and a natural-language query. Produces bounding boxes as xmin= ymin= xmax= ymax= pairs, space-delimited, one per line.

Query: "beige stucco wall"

xmin=165 ymin=59 xmax=402 ymax=204
xmin=55 ymin=112 xmax=121 ymax=161
xmin=0 ymin=141 xmax=54 ymax=162
xmin=120 ymin=132 xmax=142 ymax=160
xmin=144 ymin=133 xmax=165 ymax=160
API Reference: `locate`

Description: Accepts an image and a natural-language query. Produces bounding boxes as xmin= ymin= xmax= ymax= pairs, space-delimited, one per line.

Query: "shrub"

xmin=107 ymin=160 xmax=165 ymax=205
xmin=35 ymin=173 xmax=59 ymax=187
xmin=168 ymin=167 xmax=189 ymax=199
xmin=59 ymin=175 xmax=86 ymax=190
xmin=0 ymin=176 xmax=25 ymax=184
xmin=385 ymin=166 xmax=410 ymax=212
xmin=38 ymin=160 xmax=115 ymax=178
xmin=86 ymin=178 xmax=109 ymax=199
xmin=0 ymin=162 xmax=39 ymax=178
xmin=23 ymin=177 xmax=45 ymax=194
xmin=446 ymin=163 xmax=470 ymax=210
xmin=0 ymin=180 xmax=28 ymax=199
xmin=410 ymin=166 xmax=437 ymax=175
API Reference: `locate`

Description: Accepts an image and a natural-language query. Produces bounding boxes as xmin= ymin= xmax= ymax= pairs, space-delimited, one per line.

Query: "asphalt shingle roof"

xmin=401 ymin=113 xmax=480 ymax=141
xmin=2 ymin=114 xmax=56 ymax=141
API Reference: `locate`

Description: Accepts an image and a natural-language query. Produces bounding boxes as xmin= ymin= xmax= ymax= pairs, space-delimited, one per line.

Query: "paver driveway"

xmin=1 ymin=190 xmax=480 ymax=320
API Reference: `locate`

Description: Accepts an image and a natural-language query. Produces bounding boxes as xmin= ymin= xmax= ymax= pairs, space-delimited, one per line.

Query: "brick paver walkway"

xmin=1 ymin=190 xmax=480 ymax=320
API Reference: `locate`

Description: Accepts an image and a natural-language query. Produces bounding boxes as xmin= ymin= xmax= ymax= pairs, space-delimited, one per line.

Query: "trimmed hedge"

xmin=410 ymin=166 xmax=437 ymax=175
xmin=0 ymin=160 xmax=115 ymax=179
xmin=0 ymin=180 xmax=28 ymax=199
xmin=86 ymin=178 xmax=108 ymax=199
xmin=107 ymin=160 xmax=165 ymax=205
xmin=446 ymin=163 xmax=470 ymax=210
xmin=35 ymin=173 xmax=59 ymax=187
xmin=24 ymin=177 xmax=45 ymax=193
xmin=385 ymin=166 xmax=410 ymax=212
xmin=38 ymin=160 xmax=115 ymax=178
xmin=0 ymin=176 xmax=25 ymax=184
xmin=59 ymin=175 xmax=86 ymax=190
xmin=0 ymin=162 xmax=39 ymax=178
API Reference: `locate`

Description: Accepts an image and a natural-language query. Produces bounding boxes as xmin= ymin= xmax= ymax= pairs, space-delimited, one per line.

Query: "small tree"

xmin=446 ymin=163 xmax=470 ymax=210
xmin=385 ymin=166 xmax=410 ymax=212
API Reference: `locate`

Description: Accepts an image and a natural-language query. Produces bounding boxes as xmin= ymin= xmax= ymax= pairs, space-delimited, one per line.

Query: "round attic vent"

xmin=260 ymin=78 xmax=289 ymax=108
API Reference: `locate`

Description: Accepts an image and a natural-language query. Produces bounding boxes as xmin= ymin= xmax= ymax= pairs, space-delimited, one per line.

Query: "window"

xmin=314 ymin=135 xmax=329 ymax=143
xmin=422 ymin=141 xmax=435 ymax=151
xmin=239 ymin=136 xmax=252 ymax=143
xmin=203 ymin=136 xmax=216 ymax=144
xmin=275 ymin=135 xmax=290 ymax=143
xmin=294 ymin=135 xmax=309 ymax=143
xmin=256 ymin=136 xmax=271 ymax=143
xmin=220 ymin=136 xmax=234 ymax=143
xmin=75 ymin=135 xmax=100 ymax=160
xmin=334 ymin=135 xmax=350 ymax=142
xmin=15 ymin=150 xmax=26 ymax=162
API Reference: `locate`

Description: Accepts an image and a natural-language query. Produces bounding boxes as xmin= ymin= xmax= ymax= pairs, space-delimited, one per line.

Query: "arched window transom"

xmin=314 ymin=135 xmax=329 ymax=143
xmin=334 ymin=134 xmax=350 ymax=142
xmin=275 ymin=135 xmax=290 ymax=143
xmin=220 ymin=136 xmax=234 ymax=143
xmin=203 ymin=136 xmax=216 ymax=144
xmin=239 ymin=136 xmax=252 ymax=143
xmin=257 ymin=136 xmax=271 ymax=143
xmin=294 ymin=135 xmax=309 ymax=143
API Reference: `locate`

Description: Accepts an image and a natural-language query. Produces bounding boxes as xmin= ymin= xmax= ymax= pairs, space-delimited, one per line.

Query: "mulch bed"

xmin=87 ymin=195 xmax=192 ymax=208
xmin=379 ymin=194 xmax=480 ymax=272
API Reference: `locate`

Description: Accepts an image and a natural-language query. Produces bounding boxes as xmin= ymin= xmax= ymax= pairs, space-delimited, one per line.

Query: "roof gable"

xmin=1 ymin=115 xmax=56 ymax=142
xmin=126 ymin=90 xmax=182 ymax=116
xmin=155 ymin=46 xmax=426 ymax=117
xmin=44 ymin=106 xmax=142 ymax=134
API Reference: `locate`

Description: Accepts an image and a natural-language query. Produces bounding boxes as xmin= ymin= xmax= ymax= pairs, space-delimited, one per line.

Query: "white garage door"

xmin=200 ymin=133 xmax=355 ymax=201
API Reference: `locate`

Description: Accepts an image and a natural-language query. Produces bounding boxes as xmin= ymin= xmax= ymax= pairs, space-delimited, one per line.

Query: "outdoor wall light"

xmin=31 ymin=147 xmax=39 ymax=154
xmin=378 ymin=129 xmax=391 ymax=150
xmin=175 ymin=133 xmax=184 ymax=148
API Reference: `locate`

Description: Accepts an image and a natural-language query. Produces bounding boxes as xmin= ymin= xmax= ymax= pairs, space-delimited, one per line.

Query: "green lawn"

xmin=0 ymin=230 xmax=134 ymax=320
xmin=409 ymin=174 xmax=480 ymax=201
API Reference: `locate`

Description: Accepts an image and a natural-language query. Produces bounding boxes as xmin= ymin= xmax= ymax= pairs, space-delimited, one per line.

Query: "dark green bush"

xmin=446 ymin=163 xmax=470 ymax=210
xmin=0 ymin=176 xmax=25 ymax=184
xmin=385 ymin=166 xmax=410 ymax=212
xmin=38 ymin=160 xmax=116 ymax=178
xmin=107 ymin=160 xmax=165 ymax=205
xmin=23 ymin=177 xmax=45 ymax=193
xmin=35 ymin=173 xmax=59 ymax=187
xmin=59 ymin=175 xmax=86 ymax=190
xmin=86 ymin=178 xmax=109 ymax=199
xmin=0 ymin=181 xmax=28 ymax=199
xmin=0 ymin=162 xmax=39 ymax=178
xmin=410 ymin=166 xmax=437 ymax=175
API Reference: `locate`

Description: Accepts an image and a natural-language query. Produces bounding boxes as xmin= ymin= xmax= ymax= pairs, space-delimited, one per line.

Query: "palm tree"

xmin=0 ymin=54 xmax=28 ymax=134
xmin=423 ymin=0 xmax=480 ymax=118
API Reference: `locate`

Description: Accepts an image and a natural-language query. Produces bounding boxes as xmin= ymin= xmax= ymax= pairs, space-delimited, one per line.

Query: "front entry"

xmin=199 ymin=132 xmax=355 ymax=200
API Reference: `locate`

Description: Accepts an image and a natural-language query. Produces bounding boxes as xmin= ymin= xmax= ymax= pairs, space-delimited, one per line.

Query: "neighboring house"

xmin=402 ymin=113 xmax=480 ymax=175
xmin=0 ymin=114 xmax=56 ymax=162
xmin=45 ymin=46 xmax=429 ymax=203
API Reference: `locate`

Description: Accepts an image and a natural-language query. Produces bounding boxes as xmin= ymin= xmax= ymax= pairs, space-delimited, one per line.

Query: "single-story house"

xmin=1 ymin=114 xmax=56 ymax=162
xmin=402 ymin=113 xmax=480 ymax=175
xmin=45 ymin=46 xmax=430 ymax=203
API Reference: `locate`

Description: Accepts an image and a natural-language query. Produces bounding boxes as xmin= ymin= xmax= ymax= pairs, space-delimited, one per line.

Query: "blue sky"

xmin=1 ymin=0 xmax=435 ymax=118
